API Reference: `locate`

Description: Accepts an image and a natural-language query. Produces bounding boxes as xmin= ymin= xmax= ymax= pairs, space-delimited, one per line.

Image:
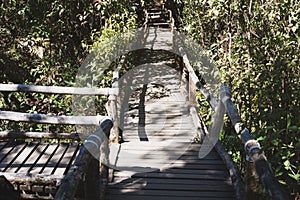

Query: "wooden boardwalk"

xmin=102 ymin=4 xmax=237 ymax=200
xmin=108 ymin=144 xmax=235 ymax=200
xmin=105 ymin=62 xmax=236 ymax=199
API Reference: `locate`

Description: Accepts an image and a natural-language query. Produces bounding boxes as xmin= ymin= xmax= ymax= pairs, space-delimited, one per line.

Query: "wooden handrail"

xmin=179 ymin=47 xmax=218 ymax=109
xmin=0 ymin=111 xmax=106 ymax=125
xmin=220 ymin=85 xmax=288 ymax=200
xmin=179 ymin=47 xmax=245 ymax=199
xmin=0 ymin=83 xmax=118 ymax=95
xmin=54 ymin=117 xmax=113 ymax=200
xmin=181 ymin=51 xmax=288 ymax=198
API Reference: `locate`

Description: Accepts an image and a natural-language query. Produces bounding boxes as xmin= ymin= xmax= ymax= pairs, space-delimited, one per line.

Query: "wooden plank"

xmin=0 ymin=83 xmax=117 ymax=95
xmin=0 ymin=142 xmax=15 ymax=162
xmin=53 ymin=144 xmax=80 ymax=175
xmin=0 ymin=111 xmax=105 ymax=125
xmin=110 ymin=182 xmax=233 ymax=191
xmin=131 ymin=172 xmax=230 ymax=181
xmin=107 ymin=195 xmax=234 ymax=200
xmin=170 ymin=164 xmax=227 ymax=170
xmin=121 ymin=136 xmax=194 ymax=142
xmin=0 ymin=142 xmax=8 ymax=151
xmin=29 ymin=144 xmax=59 ymax=174
xmin=0 ymin=172 xmax=62 ymax=183
xmin=0 ymin=131 xmax=86 ymax=140
xmin=17 ymin=143 xmax=49 ymax=174
xmin=108 ymin=189 xmax=235 ymax=198
xmin=112 ymin=177 xmax=232 ymax=186
xmin=41 ymin=143 xmax=68 ymax=175
xmin=113 ymin=152 xmax=224 ymax=164
xmin=0 ymin=143 xmax=27 ymax=172
xmin=162 ymin=169 xmax=229 ymax=176
xmin=123 ymin=124 xmax=196 ymax=129
xmin=5 ymin=142 xmax=39 ymax=173
xmin=122 ymin=130 xmax=194 ymax=136
xmin=124 ymin=120 xmax=191 ymax=126
xmin=113 ymin=148 xmax=219 ymax=158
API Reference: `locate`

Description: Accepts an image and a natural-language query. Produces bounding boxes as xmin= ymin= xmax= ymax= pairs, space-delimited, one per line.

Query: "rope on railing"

xmin=54 ymin=118 xmax=113 ymax=200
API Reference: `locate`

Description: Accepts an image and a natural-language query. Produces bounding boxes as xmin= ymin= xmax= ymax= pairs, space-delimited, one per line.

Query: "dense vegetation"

xmin=0 ymin=0 xmax=299 ymax=198
xmin=0 ymin=0 xmax=140 ymax=132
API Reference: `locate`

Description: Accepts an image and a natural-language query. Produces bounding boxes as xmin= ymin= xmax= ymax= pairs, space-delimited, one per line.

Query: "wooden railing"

xmin=54 ymin=118 xmax=113 ymax=200
xmin=220 ymin=85 xmax=289 ymax=200
xmin=0 ymin=80 xmax=117 ymax=199
xmin=180 ymin=49 xmax=288 ymax=199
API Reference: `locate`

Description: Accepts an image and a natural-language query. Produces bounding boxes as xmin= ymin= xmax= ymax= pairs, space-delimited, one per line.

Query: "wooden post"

xmin=100 ymin=122 xmax=111 ymax=199
xmin=106 ymin=94 xmax=120 ymax=143
xmin=85 ymin=156 xmax=100 ymax=199
xmin=220 ymin=85 xmax=288 ymax=200
xmin=188 ymin=73 xmax=197 ymax=107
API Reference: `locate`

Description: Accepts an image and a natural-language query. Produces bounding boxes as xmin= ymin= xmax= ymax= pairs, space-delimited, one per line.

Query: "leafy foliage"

xmin=0 ymin=0 xmax=139 ymax=132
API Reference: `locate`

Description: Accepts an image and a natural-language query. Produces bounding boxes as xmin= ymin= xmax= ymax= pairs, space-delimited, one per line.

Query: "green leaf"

xmin=283 ymin=160 xmax=290 ymax=170
xmin=288 ymin=173 xmax=300 ymax=181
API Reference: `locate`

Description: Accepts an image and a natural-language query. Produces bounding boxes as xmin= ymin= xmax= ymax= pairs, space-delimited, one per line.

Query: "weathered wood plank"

xmin=29 ymin=144 xmax=59 ymax=174
xmin=108 ymin=195 xmax=234 ymax=200
xmin=5 ymin=142 xmax=39 ymax=173
xmin=0 ymin=142 xmax=8 ymax=151
xmin=112 ymin=177 xmax=232 ymax=186
xmin=17 ymin=143 xmax=49 ymax=174
xmin=110 ymin=182 xmax=233 ymax=191
xmin=0 ymin=143 xmax=15 ymax=162
xmin=0 ymin=111 xmax=105 ymax=125
xmin=42 ymin=143 xmax=68 ymax=175
xmin=0 ymin=172 xmax=63 ymax=183
xmin=162 ymin=169 xmax=229 ymax=176
xmin=123 ymin=124 xmax=195 ymax=129
xmin=114 ymin=154 xmax=224 ymax=166
xmin=0 ymin=83 xmax=117 ymax=95
xmin=53 ymin=144 xmax=79 ymax=175
xmin=0 ymin=143 xmax=27 ymax=172
xmin=109 ymin=189 xmax=235 ymax=198
xmin=170 ymin=163 xmax=227 ymax=170
xmin=0 ymin=131 xmax=86 ymax=140
xmin=131 ymin=172 xmax=230 ymax=181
